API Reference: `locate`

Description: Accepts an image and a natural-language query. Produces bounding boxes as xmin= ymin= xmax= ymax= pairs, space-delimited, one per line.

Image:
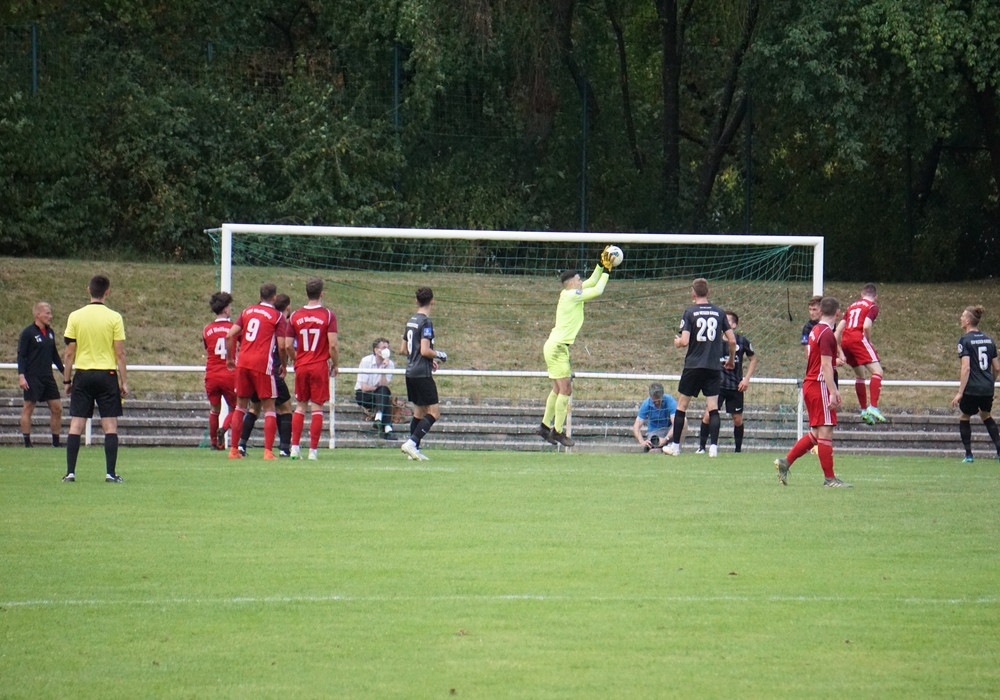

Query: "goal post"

xmin=213 ymin=223 xmax=824 ymax=297
xmin=207 ymin=223 xmax=824 ymax=449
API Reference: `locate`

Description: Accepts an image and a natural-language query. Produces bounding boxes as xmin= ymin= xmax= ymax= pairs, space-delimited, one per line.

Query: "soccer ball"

xmin=606 ymin=245 xmax=624 ymax=267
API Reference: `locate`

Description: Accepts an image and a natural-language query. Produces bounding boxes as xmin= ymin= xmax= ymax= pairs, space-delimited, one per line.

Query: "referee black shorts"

xmin=69 ymin=369 xmax=123 ymax=419
xmin=23 ymin=373 xmax=61 ymax=403
xmin=677 ymin=368 xmax=723 ymax=399
xmin=405 ymin=376 xmax=439 ymax=408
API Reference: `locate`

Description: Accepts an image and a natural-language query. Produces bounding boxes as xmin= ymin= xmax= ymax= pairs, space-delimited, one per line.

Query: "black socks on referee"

xmin=104 ymin=433 xmax=119 ymax=476
xmin=64 ymin=433 xmax=118 ymax=476
xmin=66 ymin=434 xmax=81 ymax=474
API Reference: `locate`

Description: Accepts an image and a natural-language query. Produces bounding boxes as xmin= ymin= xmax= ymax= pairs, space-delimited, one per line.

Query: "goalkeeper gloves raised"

xmin=434 ymin=350 xmax=448 ymax=363
xmin=600 ymin=246 xmax=615 ymax=272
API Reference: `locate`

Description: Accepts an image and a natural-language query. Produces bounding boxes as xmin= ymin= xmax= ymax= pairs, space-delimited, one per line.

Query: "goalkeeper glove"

xmin=600 ymin=246 xmax=615 ymax=272
xmin=435 ymin=350 xmax=448 ymax=363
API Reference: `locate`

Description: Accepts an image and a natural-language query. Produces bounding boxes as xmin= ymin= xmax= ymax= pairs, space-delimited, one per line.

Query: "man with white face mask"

xmin=355 ymin=337 xmax=396 ymax=439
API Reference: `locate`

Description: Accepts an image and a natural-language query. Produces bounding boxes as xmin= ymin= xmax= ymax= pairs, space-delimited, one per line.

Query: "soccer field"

xmin=1 ymin=447 xmax=998 ymax=699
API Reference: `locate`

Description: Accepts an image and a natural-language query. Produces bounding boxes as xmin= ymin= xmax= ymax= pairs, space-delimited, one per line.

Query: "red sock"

xmin=310 ymin=411 xmax=324 ymax=449
xmin=222 ymin=410 xmax=233 ymax=432
xmin=264 ymin=412 xmax=277 ymax=451
xmin=291 ymin=410 xmax=305 ymax=446
xmin=209 ymin=411 xmax=220 ymax=446
xmin=787 ymin=433 xmax=818 ymax=464
xmin=230 ymin=408 xmax=246 ymax=448
xmin=817 ymin=438 xmax=835 ymax=478
xmin=869 ymin=373 xmax=882 ymax=407
xmin=854 ymin=378 xmax=868 ymax=409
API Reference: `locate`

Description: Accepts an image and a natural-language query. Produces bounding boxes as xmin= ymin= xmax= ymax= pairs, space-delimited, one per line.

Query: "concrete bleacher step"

xmin=1 ymin=391 xmax=993 ymax=458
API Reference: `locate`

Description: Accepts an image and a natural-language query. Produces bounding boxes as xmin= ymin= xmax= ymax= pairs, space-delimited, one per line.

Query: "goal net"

xmin=208 ymin=224 xmax=822 ymax=444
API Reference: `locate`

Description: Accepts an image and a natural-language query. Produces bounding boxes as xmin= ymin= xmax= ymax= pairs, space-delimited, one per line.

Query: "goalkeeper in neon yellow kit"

xmin=537 ymin=247 xmax=615 ymax=447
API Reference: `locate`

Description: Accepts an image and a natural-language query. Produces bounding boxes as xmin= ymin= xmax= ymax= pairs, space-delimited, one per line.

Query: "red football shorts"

xmin=803 ymin=380 xmax=838 ymax=428
xmin=205 ymin=370 xmax=236 ymax=406
xmin=235 ymin=367 xmax=277 ymax=400
xmin=294 ymin=363 xmax=330 ymax=405
xmin=840 ymin=335 xmax=879 ymax=367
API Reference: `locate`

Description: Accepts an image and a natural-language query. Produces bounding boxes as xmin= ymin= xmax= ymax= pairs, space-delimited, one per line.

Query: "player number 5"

xmin=977 ymin=346 xmax=990 ymax=371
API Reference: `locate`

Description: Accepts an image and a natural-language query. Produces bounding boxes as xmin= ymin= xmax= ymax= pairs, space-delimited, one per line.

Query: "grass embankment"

xmin=1 ymin=257 xmax=997 ymax=406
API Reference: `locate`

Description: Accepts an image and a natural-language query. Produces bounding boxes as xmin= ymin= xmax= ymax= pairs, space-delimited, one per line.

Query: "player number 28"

xmin=695 ymin=316 xmax=718 ymax=342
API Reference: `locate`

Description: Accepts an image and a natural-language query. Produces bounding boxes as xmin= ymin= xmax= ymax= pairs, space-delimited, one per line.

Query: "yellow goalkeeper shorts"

xmin=543 ymin=338 xmax=572 ymax=379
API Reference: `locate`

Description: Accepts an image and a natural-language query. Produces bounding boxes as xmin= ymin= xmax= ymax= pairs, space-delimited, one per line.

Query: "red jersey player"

xmin=225 ymin=282 xmax=287 ymax=460
xmin=203 ymin=291 xmax=237 ymax=450
xmin=835 ymin=282 xmax=886 ymax=424
xmin=775 ymin=296 xmax=852 ymax=487
xmin=288 ymin=277 xmax=339 ymax=460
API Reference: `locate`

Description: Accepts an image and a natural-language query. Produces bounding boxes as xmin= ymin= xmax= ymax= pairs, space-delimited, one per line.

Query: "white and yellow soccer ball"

xmin=606 ymin=245 xmax=624 ymax=267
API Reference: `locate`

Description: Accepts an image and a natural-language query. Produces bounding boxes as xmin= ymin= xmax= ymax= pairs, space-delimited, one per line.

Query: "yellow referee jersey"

xmin=64 ymin=302 xmax=126 ymax=369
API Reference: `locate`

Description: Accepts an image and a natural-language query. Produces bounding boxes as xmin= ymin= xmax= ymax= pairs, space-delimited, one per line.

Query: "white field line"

xmin=3 ymin=593 xmax=997 ymax=609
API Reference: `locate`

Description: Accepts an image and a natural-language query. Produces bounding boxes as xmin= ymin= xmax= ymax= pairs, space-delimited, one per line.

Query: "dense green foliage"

xmin=1 ymin=1 xmax=997 ymax=280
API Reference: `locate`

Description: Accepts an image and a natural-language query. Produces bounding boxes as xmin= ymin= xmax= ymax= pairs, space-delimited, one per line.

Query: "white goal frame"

xmin=214 ymin=224 xmax=824 ymax=297
xmin=209 ymin=223 xmax=824 ymax=449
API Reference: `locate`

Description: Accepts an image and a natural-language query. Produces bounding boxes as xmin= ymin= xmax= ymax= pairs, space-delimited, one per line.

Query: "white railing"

xmin=2 ymin=363 xmax=981 ymax=448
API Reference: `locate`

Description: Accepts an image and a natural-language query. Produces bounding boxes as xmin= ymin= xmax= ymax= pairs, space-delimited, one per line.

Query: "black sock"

xmin=105 ymin=433 xmax=119 ymax=476
xmin=240 ymin=413 xmax=258 ymax=447
xmin=671 ymin=411 xmax=686 ymax=444
xmin=410 ymin=417 xmax=420 ymax=436
xmin=984 ymin=417 xmax=1000 ymax=453
xmin=698 ymin=422 xmax=709 ymax=450
xmin=66 ymin=434 xmax=81 ymax=474
xmin=23 ymin=433 xmax=32 ymax=447
xmin=734 ymin=424 xmax=744 ymax=452
xmin=278 ymin=413 xmax=292 ymax=451
xmin=52 ymin=434 xmax=61 ymax=447
xmin=708 ymin=410 xmax=721 ymax=445
xmin=959 ymin=420 xmax=972 ymax=456
xmin=411 ymin=415 xmax=437 ymax=446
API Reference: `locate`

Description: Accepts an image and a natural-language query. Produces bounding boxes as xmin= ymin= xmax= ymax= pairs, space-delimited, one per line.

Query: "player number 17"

xmin=299 ymin=328 xmax=321 ymax=352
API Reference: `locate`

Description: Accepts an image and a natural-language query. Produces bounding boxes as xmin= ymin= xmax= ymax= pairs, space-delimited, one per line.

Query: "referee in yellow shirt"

xmin=537 ymin=250 xmax=613 ymax=447
xmin=62 ymin=275 xmax=128 ymax=483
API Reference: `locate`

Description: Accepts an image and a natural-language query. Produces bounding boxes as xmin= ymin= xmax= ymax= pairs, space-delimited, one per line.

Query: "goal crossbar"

xmin=208 ymin=223 xmax=825 ymax=297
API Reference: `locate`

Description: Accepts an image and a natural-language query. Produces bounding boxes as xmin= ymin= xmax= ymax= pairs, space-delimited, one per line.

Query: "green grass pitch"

xmin=2 ymin=446 xmax=999 ymax=699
